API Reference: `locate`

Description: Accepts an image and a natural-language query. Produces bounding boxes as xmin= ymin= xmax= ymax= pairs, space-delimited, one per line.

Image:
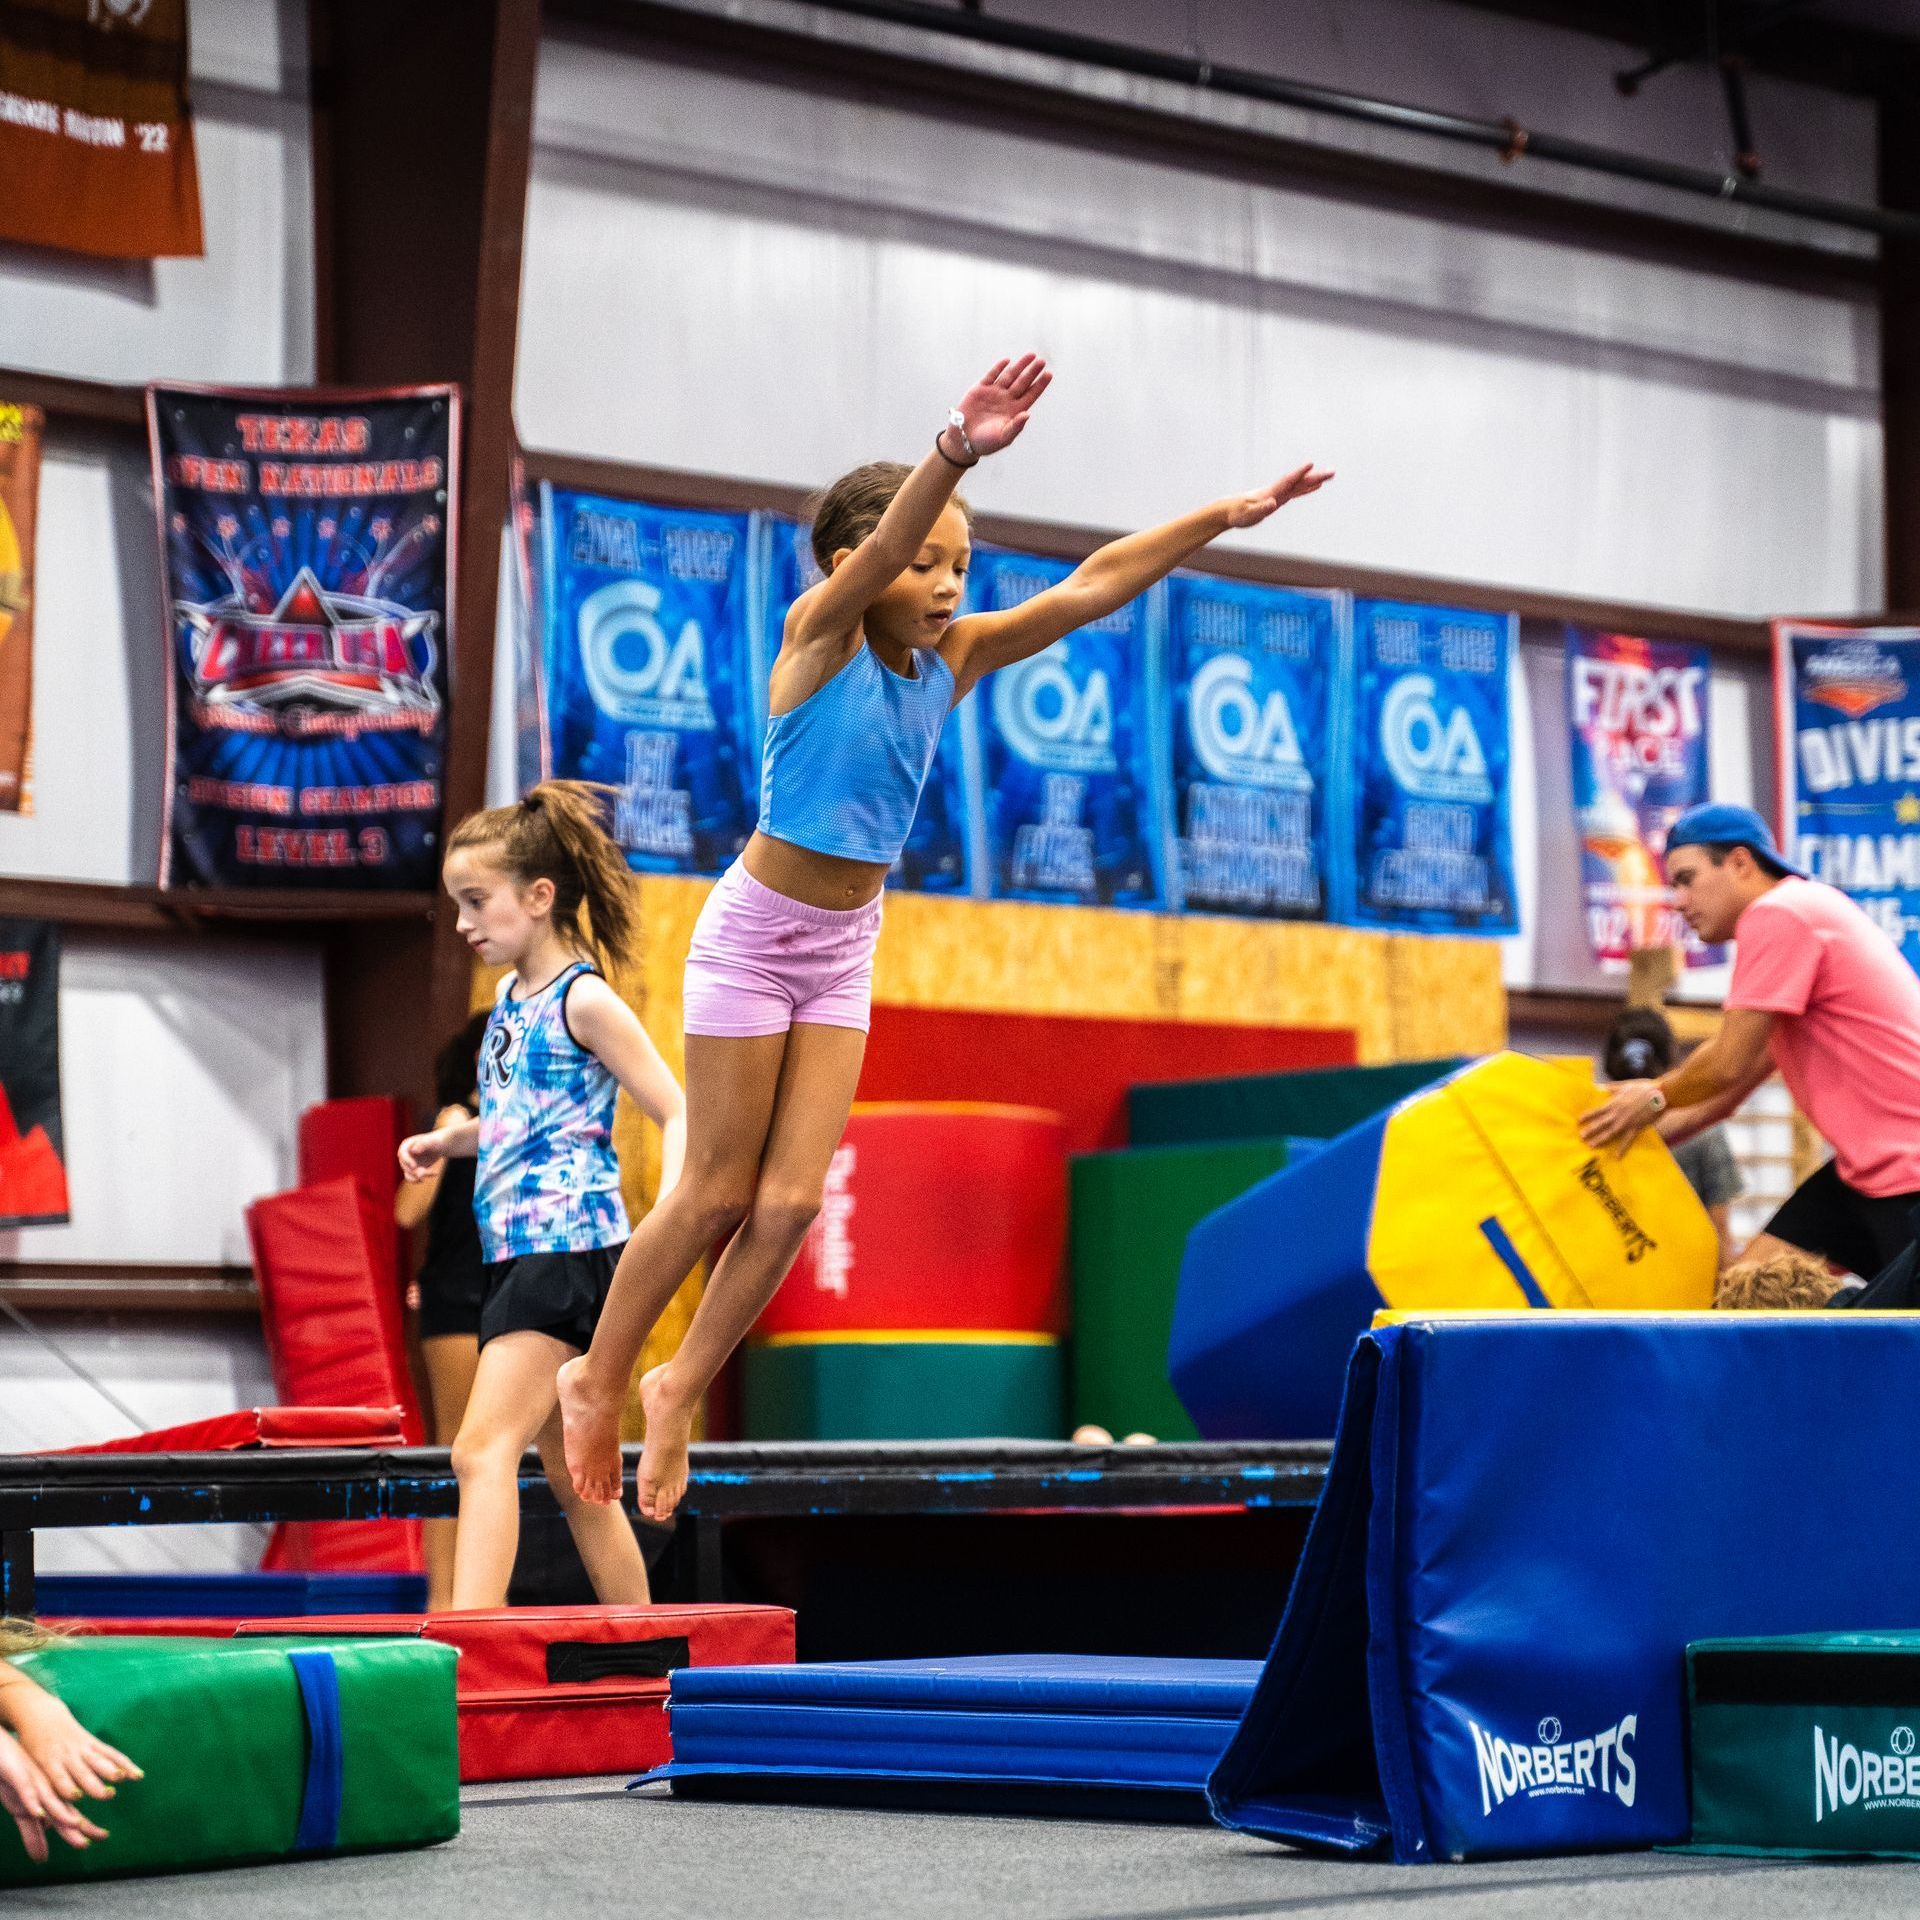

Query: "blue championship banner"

xmin=540 ymin=490 xmax=762 ymax=876
xmin=760 ymin=513 xmax=976 ymax=894
xmin=1340 ymin=599 xmax=1517 ymax=933
xmin=970 ymin=546 xmax=1166 ymax=909
xmin=1775 ymin=621 xmax=1920 ymax=970
xmin=1165 ymin=573 xmax=1344 ymax=918
xmin=149 ymin=385 xmax=457 ymax=890
xmin=1567 ymin=626 xmax=1718 ymax=971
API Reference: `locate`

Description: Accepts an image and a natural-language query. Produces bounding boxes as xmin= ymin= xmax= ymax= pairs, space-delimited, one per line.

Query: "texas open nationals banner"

xmin=761 ymin=513 xmax=977 ymax=894
xmin=1775 ymin=621 xmax=1920 ymax=971
xmin=0 ymin=401 xmax=43 ymax=814
xmin=539 ymin=489 xmax=762 ymax=877
xmin=1340 ymin=599 xmax=1517 ymax=934
xmin=971 ymin=546 xmax=1166 ymax=909
xmin=1566 ymin=627 xmax=1718 ymax=970
xmin=0 ymin=919 xmax=68 ymax=1229
xmin=150 ymin=386 xmax=457 ymax=890
xmin=1164 ymin=574 xmax=1344 ymax=919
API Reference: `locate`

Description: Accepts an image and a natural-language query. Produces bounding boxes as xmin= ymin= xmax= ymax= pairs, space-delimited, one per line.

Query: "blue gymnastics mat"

xmin=645 ymin=1655 xmax=1260 ymax=1818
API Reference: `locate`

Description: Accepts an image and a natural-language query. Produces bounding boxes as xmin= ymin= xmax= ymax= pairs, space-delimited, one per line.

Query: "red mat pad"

xmin=48 ymin=1406 xmax=405 ymax=1455
xmin=858 ymin=1007 xmax=1355 ymax=1154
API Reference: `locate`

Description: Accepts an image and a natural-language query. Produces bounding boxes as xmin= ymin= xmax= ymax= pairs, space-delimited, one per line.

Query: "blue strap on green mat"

xmin=289 ymin=1649 xmax=344 ymax=1853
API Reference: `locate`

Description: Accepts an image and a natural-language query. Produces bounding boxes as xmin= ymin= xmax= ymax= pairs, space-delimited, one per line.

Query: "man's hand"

xmin=1580 ymin=1079 xmax=1664 ymax=1151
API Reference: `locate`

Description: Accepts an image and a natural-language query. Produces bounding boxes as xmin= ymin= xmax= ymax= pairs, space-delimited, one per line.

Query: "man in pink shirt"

xmin=1582 ymin=802 xmax=1920 ymax=1279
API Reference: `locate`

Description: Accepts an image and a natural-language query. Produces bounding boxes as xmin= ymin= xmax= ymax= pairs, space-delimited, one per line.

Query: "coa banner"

xmin=1775 ymin=621 xmax=1920 ymax=971
xmin=762 ymin=512 xmax=976 ymax=895
xmin=540 ymin=489 xmax=761 ymax=877
xmin=1165 ymin=573 xmax=1343 ymax=918
xmin=0 ymin=0 xmax=203 ymax=258
xmin=150 ymin=385 xmax=457 ymax=890
xmin=971 ymin=546 xmax=1166 ymax=909
xmin=0 ymin=401 xmax=43 ymax=815
xmin=1566 ymin=627 xmax=1718 ymax=970
xmin=1341 ymin=599 xmax=1517 ymax=934
xmin=0 ymin=919 xmax=68 ymax=1228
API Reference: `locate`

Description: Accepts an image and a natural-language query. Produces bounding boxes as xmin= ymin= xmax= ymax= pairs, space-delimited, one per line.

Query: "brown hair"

xmin=809 ymin=461 xmax=972 ymax=572
xmin=1713 ymin=1251 xmax=1845 ymax=1311
xmin=445 ymin=781 xmax=639 ymax=972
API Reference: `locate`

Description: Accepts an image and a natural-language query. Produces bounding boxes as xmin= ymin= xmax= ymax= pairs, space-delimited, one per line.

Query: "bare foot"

xmin=556 ymin=1354 xmax=625 ymax=1505
xmin=636 ymin=1366 xmax=695 ymax=1522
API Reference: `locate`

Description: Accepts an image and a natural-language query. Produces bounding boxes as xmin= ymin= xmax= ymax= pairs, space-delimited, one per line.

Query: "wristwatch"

xmin=1645 ymin=1086 xmax=1668 ymax=1117
xmin=940 ymin=408 xmax=978 ymax=465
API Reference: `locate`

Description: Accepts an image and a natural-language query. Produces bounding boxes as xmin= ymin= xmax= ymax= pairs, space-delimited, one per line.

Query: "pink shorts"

xmin=683 ymin=862 xmax=884 ymax=1038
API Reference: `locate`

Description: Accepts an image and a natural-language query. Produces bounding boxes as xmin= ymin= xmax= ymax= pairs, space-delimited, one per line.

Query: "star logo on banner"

xmin=1897 ymin=793 xmax=1920 ymax=826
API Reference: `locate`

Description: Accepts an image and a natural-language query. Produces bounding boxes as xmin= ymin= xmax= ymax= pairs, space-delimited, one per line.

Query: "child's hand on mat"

xmin=0 ymin=1726 xmax=107 ymax=1862
xmin=398 ymin=1129 xmax=450 ymax=1182
xmin=3 ymin=1683 xmax=139 ymax=1813
xmin=952 ymin=353 xmax=1051 ymax=459
xmin=1222 ymin=464 xmax=1334 ymax=529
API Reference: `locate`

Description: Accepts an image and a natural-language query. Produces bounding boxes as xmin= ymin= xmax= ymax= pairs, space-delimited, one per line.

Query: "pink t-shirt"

xmin=1727 ymin=877 xmax=1920 ymax=1196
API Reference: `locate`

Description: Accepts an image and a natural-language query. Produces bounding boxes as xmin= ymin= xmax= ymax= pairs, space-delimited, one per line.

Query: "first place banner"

xmin=150 ymin=385 xmax=458 ymax=891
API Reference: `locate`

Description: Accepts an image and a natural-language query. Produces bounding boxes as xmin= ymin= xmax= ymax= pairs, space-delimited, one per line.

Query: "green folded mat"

xmin=744 ymin=1337 xmax=1064 ymax=1440
xmin=1126 ymin=1058 xmax=1464 ymax=1148
xmin=1070 ymin=1137 xmax=1307 ymax=1441
xmin=1686 ymin=1633 xmax=1920 ymax=1858
xmin=0 ymin=1634 xmax=459 ymax=1886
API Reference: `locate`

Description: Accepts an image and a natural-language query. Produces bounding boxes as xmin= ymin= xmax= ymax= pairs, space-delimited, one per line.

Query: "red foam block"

xmin=48 ymin=1406 xmax=406 ymax=1456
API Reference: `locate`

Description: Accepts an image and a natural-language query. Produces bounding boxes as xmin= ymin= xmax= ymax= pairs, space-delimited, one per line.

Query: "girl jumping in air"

xmin=558 ymin=353 xmax=1331 ymax=1519
xmin=400 ymin=782 xmax=686 ymax=1607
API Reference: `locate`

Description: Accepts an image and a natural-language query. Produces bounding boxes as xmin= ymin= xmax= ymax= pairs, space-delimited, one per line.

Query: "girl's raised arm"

xmin=789 ymin=355 xmax=1051 ymax=647
xmin=943 ymin=463 xmax=1332 ymax=698
xmin=564 ymin=975 xmax=688 ymax=1196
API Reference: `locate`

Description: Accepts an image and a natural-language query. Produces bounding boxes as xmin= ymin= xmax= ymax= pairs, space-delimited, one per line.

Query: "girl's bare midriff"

xmin=742 ymin=829 xmax=890 ymax=910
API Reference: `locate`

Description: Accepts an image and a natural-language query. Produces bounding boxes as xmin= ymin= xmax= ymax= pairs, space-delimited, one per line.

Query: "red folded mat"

xmin=48 ymin=1406 xmax=406 ymax=1456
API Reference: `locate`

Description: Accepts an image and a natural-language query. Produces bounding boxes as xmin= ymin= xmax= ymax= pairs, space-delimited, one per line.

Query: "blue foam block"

xmin=651 ymin=1655 xmax=1261 ymax=1808
xmin=36 ymin=1572 xmax=428 ymax=1619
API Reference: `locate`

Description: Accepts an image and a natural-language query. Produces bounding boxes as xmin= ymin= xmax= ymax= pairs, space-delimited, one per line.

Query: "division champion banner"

xmin=1775 ymin=621 xmax=1920 ymax=972
xmin=540 ymin=488 xmax=762 ymax=877
xmin=1165 ymin=573 xmax=1343 ymax=918
xmin=150 ymin=385 xmax=457 ymax=890
xmin=0 ymin=401 xmax=43 ymax=815
xmin=1341 ymin=599 xmax=1517 ymax=933
xmin=0 ymin=919 xmax=68 ymax=1229
xmin=1566 ymin=626 xmax=1718 ymax=970
xmin=0 ymin=0 xmax=203 ymax=259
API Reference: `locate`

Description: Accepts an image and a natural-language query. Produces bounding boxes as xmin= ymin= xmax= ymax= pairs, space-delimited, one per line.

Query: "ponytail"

xmin=446 ymin=781 xmax=640 ymax=972
xmin=0 ymin=1618 xmax=64 ymax=1657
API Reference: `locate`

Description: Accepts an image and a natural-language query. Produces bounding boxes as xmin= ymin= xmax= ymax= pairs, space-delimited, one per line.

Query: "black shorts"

xmin=1765 ymin=1161 xmax=1920 ymax=1281
xmin=417 ymin=1285 xmax=483 ymax=1342
xmin=478 ymin=1245 xmax=624 ymax=1355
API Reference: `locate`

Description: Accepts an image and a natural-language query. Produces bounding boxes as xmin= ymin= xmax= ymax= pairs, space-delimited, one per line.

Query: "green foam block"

xmin=744 ymin=1339 xmax=1065 ymax=1440
xmin=0 ymin=1634 xmax=459 ymax=1886
xmin=1070 ymin=1137 xmax=1304 ymax=1441
xmin=1126 ymin=1058 xmax=1464 ymax=1148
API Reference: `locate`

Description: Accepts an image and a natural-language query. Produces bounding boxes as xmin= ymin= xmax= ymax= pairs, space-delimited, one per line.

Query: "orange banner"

xmin=0 ymin=403 xmax=42 ymax=816
xmin=0 ymin=0 xmax=203 ymax=259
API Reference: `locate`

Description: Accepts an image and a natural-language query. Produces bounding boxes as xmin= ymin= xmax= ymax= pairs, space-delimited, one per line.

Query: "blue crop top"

xmin=757 ymin=643 xmax=955 ymax=864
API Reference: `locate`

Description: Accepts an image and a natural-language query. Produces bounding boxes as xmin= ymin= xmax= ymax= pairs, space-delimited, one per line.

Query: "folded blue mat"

xmin=648 ymin=1655 xmax=1261 ymax=1812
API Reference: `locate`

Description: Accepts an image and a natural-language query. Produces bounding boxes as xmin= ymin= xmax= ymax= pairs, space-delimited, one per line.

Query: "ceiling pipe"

xmin=787 ymin=0 xmax=1917 ymax=242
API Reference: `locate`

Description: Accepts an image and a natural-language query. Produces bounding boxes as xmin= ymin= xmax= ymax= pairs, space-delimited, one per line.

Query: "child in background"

xmin=395 ymin=1009 xmax=491 ymax=1611
xmin=400 ymin=783 xmax=686 ymax=1608
xmin=0 ymin=1625 xmax=139 ymax=1864
xmin=558 ymin=352 xmax=1331 ymax=1519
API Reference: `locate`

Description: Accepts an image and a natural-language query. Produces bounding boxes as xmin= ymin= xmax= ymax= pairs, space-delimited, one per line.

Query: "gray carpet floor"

xmin=6 ymin=1776 xmax=1917 ymax=1919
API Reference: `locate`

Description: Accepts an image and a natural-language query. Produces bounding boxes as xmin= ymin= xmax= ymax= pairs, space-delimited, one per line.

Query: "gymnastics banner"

xmin=1566 ymin=626 xmax=1719 ymax=970
xmin=540 ymin=489 xmax=762 ymax=877
xmin=1775 ymin=621 xmax=1920 ymax=972
xmin=0 ymin=919 xmax=68 ymax=1229
xmin=1340 ymin=599 xmax=1517 ymax=934
xmin=0 ymin=401 xmax=43 ymax=815
xmin=760 ymin=512 xmax=977 ymax=895
xmin=970 ymin=546 xmax=1165 ymax=910
xmin=1165 ymin=573 xmax=1344 ymax=918
xmin=506 ymin=455 xmax=549 ymax=797
xmin=150 ymin=385 xmax=457 ymax=890
xmin=0 ymin=0 xmax=204 ymax=259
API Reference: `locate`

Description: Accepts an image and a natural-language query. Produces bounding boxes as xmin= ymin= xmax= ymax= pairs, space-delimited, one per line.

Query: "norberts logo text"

xmin=1815 ymin=1726 xmax=1920 ymax=1823
xmin=1471 ymin=1714 xmax=1638 ymax=1817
